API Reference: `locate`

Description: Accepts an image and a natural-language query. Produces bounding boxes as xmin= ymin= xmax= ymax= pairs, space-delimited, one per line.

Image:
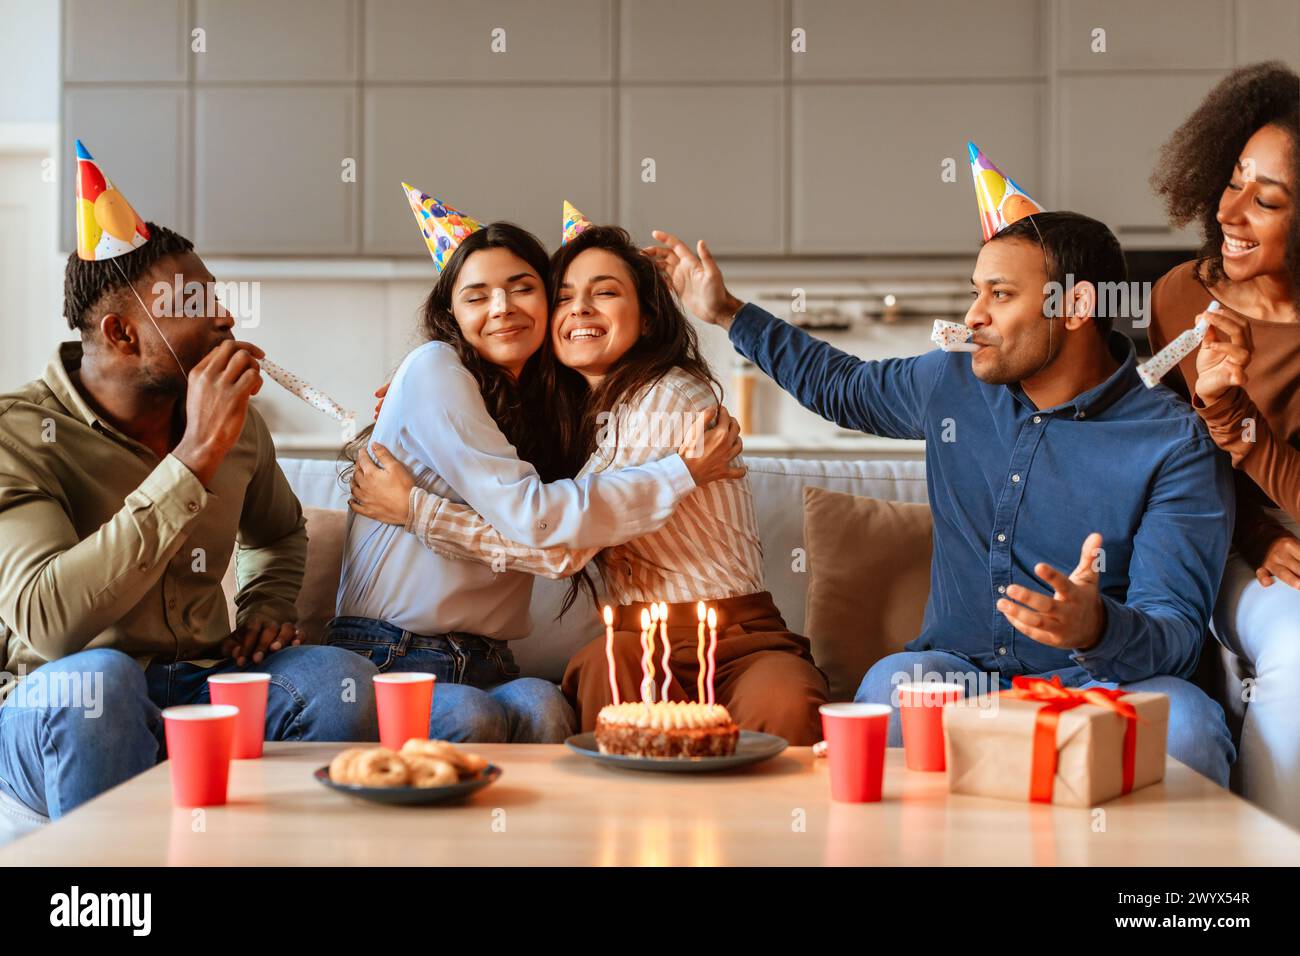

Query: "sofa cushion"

xmin=802 ymin=485 xmax=932 ymax=701
xmin=221 ymin=506 xmax=346 ymax=645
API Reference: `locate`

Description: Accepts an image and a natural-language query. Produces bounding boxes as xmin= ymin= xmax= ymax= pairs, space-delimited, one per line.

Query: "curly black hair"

xmin=1150 ymin=61 xmax=1300 ymax=308
xmin=62 ymin=222 xmax=194 ymax=332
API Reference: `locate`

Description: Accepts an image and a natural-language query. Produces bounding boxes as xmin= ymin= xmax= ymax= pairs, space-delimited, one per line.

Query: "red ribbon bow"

xmin=1000 ymin=675 xmax=1139 ymax=803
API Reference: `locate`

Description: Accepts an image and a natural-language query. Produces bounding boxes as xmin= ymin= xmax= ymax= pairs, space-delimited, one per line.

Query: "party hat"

xmin=74 ymin=140 xmax=150 ymax=261
xmin=968 ymin=142 xmax=1043 ymax=241
xmin=562 ymin=200 xmax=593 ymax=244
xmin=401 ymin=182 xmax=483 ymax=271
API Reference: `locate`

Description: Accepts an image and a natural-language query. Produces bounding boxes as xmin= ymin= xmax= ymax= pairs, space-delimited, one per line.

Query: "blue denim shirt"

xmin=730 ymin=304 xmax=1234 ymax=684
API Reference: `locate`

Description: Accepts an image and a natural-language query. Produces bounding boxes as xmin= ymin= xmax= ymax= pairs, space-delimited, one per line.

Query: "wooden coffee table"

xmin=2 ymin=742 xmax=1297 ymax=866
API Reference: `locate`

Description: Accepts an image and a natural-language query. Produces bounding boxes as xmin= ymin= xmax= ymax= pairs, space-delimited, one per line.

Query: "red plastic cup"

xmin=819 ymin=703 xmax=891 ymax=802
xmin=208 ymin=673 xmax=271 ymax=759
xmin=897 ymin=681 xmax=966 ymax=772
xmin=163 ymin=704 xmax=239 ymax=807
xmin=373 ymin=673 xmax=436 ymax=750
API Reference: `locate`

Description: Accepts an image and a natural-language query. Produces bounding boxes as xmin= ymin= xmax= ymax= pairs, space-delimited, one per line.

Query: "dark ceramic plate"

xmin=564 ymin=730 xmax=787 ymax=773
xmin=313 ymin=764 xmax=502 ymax=804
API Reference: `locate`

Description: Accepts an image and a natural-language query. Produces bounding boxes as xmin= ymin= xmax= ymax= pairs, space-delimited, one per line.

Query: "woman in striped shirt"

xmin=350 ymin=226 xmax=829 ymax=743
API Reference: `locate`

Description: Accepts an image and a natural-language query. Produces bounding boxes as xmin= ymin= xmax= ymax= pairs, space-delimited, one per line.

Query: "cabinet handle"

xmin=1116 ymin=225 xmax=1174 ymax=235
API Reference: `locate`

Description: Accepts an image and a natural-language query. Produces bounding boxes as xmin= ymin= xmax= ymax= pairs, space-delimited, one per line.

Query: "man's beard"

xmin=972 ymin=321 xmax=1060 ymax=386
xmin=137 ymin=354 xmax=189 ymax=398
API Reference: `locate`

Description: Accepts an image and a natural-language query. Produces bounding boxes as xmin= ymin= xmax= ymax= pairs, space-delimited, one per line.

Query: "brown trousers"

xmin=561 ymin=591 xmax=829 ymax=745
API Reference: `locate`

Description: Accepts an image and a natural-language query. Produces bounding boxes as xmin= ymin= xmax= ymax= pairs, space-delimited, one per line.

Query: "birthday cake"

xmin=595 ymin=701 xmax=739 ymax=758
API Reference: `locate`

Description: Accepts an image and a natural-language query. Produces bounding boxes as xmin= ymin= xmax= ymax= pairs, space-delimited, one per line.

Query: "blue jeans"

xmin=855 ymin=649 xmax=1236 ymax=788
xmin=1212 ymin=544 xmax=1300 ymax=829
xmin=326 ymin=617 xmax=575 ymax=744
xmin=0 ymin=644 xmax=380 ymax=821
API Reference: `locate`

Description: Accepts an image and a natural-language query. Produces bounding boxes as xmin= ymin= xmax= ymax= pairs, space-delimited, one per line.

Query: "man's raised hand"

xmin=642 ymin=230 xmax=744 ymax=329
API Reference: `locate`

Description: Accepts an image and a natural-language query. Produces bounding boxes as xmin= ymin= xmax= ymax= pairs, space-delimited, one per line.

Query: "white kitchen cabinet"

xmin=362 ymin=86 xmax=613 ymax=254
xmin=194 ymin=88 xmax=359 ymax=253
xmin=791 ymin=0 xmax=1043 ymax=79
xmin=791 ymin=82 xmax=1043 ymax=254
xmin=194 ymin=0 xmax=357 ymax=81
xmin=364 ymin=0 xmax=612 ymax=81
xmin=63 ymin=0 xmax=189 ymax=82
xmin=620 ymin=0 xmax=784 ymax=81
xmin=62 ymin=87 xmax=190 ymax=251
xmin=1056 ymin=0 xmax=1232 ymax=71
xmin=619 ymin=85 xmax=785 ymax=254
xmin=1058 ymin=73 xmax=1227 ymax=245
xmin=1235 ymin=0 xmax=1300 ymax=70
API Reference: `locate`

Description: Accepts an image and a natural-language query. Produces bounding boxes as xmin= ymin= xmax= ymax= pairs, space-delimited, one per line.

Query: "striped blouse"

xmin=404 ymin=367 xmax=765 ymax=604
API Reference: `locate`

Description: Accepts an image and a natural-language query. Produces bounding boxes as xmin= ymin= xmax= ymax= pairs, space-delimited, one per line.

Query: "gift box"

xmin=942 ymin=676 xmax=1169 ymax=807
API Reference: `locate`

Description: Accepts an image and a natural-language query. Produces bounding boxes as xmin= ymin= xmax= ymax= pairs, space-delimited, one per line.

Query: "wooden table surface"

xmin=3 ymin=742 xmax=1298 ymax=866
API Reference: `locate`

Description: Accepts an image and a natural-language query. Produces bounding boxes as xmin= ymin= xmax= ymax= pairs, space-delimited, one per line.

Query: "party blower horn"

xmin=74 ymin=140 xmax=358 ymax=427
xmin=1137 ymin=302 xmax=1221 ymax=389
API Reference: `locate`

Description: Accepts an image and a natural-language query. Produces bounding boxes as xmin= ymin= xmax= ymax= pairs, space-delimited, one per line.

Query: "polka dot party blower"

xmin=75 ymin=140 xmax=357 ymax=427
xmin=1137 ymin=301 xmax=1220 ymax=389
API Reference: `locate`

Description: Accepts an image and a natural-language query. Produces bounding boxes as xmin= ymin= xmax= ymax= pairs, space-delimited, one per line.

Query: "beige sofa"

xmin=237 ymin=456 xmax=1243 ymax=721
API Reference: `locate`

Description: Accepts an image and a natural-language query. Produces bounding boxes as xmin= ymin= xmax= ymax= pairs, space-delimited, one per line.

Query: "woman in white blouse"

xmin=350 ymin=225 xmax=829 ymax=744
xmin=331 ymin=222 xmax=741 ymax=743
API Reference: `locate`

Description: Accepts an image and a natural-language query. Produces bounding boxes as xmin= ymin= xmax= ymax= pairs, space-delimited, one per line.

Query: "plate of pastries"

xmin=565 ymin=701 xmax=787 ymax=773
xmin=315 ymin=738 xmax=501 ymax=804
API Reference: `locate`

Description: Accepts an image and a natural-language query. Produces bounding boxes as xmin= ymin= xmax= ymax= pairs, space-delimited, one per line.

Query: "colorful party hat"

xmin=401 ymin=182 xmax=483 ymax=271
xmin=74 ymin=140 xmax=150 ymax=261
xmin=562 ymin=200 xmax=593 ymax=244
xmin=968 ymin=142 xmax=1043 ymax=241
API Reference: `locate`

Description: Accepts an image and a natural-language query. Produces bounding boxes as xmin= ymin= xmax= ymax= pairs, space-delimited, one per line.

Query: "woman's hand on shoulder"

xmin=348 ymin=442 xmax=416 ymax=526
xmin=679 ymin=405 xmax=746 ymax=486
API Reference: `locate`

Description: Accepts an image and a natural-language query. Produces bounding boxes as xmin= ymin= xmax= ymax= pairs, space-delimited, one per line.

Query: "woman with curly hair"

xmin=1147 ymin=61 xmax=1300 ymax=825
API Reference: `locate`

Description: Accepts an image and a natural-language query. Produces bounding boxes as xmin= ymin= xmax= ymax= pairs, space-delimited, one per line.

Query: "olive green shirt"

xmin=0 ymin=343 xmax=306 ymax=699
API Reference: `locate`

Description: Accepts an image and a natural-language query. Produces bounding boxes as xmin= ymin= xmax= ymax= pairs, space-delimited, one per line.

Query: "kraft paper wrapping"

xmin=942 ymin=691 xmax=1169 ymax=807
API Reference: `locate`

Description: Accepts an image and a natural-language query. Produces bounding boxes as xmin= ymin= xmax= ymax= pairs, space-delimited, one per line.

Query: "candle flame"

xmin=603 ymin=605 xmax=613 ymax=626
xmin=707 ymin=607 xmax=717 ymax=628
xmin=640 ymin=607 xmax=651 ymax=630
xmin=697 ymin=600 xmax=705 ymax=621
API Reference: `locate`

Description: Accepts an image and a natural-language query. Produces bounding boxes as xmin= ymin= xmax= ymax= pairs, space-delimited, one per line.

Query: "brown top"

xmin=1148 ymin=260 xmax=1300 ymax=565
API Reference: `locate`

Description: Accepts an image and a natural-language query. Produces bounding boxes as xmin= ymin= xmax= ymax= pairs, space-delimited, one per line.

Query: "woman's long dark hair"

xmin=1150 ymin=61 xmax=1300 ymax=308
xmin=342 ymin=222 xmax=563 ymax=484
xmin=541 ymin=225 xmax=721 ymax=615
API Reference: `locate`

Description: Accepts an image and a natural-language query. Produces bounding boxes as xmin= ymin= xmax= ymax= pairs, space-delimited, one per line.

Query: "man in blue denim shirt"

xmin=649 ymin=212 xmax=1236 ymax=786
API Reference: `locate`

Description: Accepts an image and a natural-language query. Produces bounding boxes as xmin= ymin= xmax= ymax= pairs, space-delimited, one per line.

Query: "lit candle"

xmin=706 ymin=607 xmax=718 ymax=706
xmin=639 ymin=607 xmax=655 ymax=703
xmin=696 ymin=601 xmax=707 ymax=703
xmin=659 ymin=601 xmax=674 ymax=701
xmin=603 ymin=605 xmax=619 ymax=706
